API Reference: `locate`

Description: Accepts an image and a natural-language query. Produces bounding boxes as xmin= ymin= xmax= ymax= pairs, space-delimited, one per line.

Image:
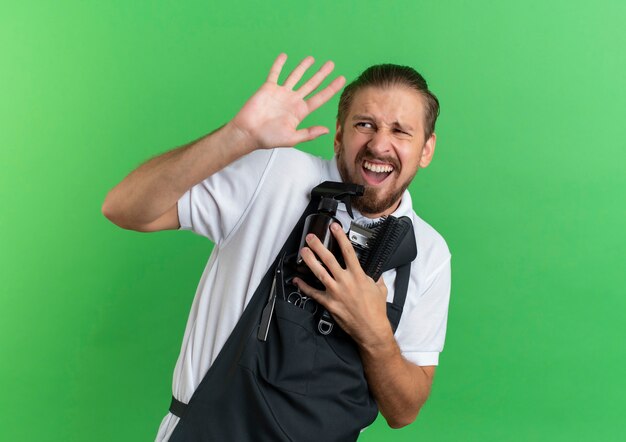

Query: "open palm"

xmin=231 ymin=54 xmax=346 ymax=149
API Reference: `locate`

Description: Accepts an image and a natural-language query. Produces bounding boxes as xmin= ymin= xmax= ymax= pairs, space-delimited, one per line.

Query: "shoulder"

xmin=411 ymin=213 xmax=450 ymax=265
xmin=261 ymin=148 xmax=330 ymax=191
xmin=395 ymin=191 xmax=451 ymax=274
xmin=268 ymin=148 xmax=328 ymax=174
xmin=238 ymin=148 xmax=331 ymax=225
xmin=218 ymin=148 xmax=328 ymax=195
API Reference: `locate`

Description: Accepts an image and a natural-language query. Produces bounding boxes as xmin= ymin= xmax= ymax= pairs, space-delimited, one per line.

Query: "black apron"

xmin=167 ymin=197 xmax=412 ymax=442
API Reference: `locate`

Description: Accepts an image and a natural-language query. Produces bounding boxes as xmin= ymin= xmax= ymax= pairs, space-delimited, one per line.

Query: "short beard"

xmin=336 ymin=144 xmax=416 ymax=217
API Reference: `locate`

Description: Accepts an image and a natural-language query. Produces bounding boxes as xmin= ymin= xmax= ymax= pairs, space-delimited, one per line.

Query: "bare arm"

xmin=102 ymin=54 xmax=345 ymax=231
xmin=358 ymin=330 xmax=436 ymax=427
xmin=294 ymin=223 xmax=436 ymax=427
xmin=101 ymin=124 xmax=250 ymax=231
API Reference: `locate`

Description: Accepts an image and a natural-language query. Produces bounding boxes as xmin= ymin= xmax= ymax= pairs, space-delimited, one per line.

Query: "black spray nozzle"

xmin=311 ymin=181 xmax=364 ymax=219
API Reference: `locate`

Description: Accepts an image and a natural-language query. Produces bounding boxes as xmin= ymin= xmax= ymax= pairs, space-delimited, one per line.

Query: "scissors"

xmin=286 ymin=289 xmax=318 ymax=314
xmin=257 ymin=253 xmax=287 ymax=341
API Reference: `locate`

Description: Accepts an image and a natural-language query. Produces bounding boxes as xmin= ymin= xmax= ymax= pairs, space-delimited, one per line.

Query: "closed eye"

xmin=393 ymin=128 xmax=412 ymax=137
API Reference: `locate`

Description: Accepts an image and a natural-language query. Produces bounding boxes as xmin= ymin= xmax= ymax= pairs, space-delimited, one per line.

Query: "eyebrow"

xmin=352 ymin=114 xmax=375 ymax=121
xmin=352 ymin=114 xmax=414 ymax=131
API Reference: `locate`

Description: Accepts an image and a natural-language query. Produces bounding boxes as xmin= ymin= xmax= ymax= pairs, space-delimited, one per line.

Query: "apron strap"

xmin=386 ymin=262 xmax=411 ymax=333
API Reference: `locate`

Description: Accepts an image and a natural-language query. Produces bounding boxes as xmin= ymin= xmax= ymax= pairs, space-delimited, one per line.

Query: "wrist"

xmin=356 ymin=323 xmax=397 ymax=358
xmin=188 ymin=123 xmax=256 ymax=178
xmin=221 ymin=121 xmax=257 ymax=155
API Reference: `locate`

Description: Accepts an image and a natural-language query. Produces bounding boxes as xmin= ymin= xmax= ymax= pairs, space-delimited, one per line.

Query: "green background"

xmin=1 ymin=0 xmax=625 ymax=440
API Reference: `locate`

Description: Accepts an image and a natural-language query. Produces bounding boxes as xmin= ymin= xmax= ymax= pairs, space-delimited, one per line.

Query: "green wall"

xmin=1 ymin=1 xmax=625 ymax=440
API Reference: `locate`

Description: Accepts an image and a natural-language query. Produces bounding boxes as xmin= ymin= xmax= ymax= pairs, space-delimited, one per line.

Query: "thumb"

xmin=292 ymin=126 xmax=329 ymax=144
xmin=375 ymin=276 xmax=388 ymax=295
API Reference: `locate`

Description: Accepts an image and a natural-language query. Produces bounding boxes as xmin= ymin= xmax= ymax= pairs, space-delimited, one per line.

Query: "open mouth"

xmin=361 ymin=160 xmax=394 ymax=185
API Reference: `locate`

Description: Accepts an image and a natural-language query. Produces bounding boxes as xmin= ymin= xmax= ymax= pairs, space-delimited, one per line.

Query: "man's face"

xmin=335 ymin=85 xmax=436 ymax=217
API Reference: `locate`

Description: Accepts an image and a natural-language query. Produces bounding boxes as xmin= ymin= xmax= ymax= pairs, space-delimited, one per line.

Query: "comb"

xmin=353 ymin=216 xmax=417 ymax=281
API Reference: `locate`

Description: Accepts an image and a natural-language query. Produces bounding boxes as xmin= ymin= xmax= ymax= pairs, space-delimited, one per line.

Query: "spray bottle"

xmin=294 ymin=181 xmax=364 ymax=334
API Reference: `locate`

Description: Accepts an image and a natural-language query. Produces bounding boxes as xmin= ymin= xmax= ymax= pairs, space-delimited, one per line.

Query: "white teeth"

xmin=363 ymin=161 xmax=393 ymax=173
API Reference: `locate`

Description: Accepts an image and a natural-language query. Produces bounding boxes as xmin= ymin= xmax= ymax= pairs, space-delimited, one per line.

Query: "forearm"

xmin=359 ymin=328 xmax=433 ymax=428
xmin=102 ymin=123 xmax=252 ymax=229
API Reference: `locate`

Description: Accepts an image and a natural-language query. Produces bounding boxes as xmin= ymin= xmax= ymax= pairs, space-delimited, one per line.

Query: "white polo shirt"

xmin=155 ymin=147 xmax=451 ymax=441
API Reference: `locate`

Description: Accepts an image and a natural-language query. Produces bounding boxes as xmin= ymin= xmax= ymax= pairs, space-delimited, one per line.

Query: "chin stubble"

xmin=336 ymin=146 xmax=417 ymax=216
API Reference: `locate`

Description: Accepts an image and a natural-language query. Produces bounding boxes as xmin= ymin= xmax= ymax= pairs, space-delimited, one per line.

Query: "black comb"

xmin=357 ymin=216 xmax=417 ymax=281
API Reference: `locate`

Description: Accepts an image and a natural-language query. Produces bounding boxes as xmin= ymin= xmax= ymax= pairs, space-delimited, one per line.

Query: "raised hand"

xmin=230 ymin=54 xmax=346 ymax=150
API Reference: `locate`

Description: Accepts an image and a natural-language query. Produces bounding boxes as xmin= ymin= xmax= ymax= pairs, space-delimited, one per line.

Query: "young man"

xmin=103 ymin=54 xmax=451 ymax=441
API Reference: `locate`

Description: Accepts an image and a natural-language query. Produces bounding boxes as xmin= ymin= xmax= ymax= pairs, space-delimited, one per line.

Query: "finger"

xmin=330 ymin=222 xmax=362 ymax=271
xmin=296 ymin=60 xmax=335 ymax=98
xmin=283 ymin=56 xmax=315 ymax=89
xmin=304 ymin=233 xmax=344 ymax=278
xmin=306 ymin=75 xmax=346 ymax=113
xmin=267 ymin=53 xmax=288 ymax=83
xmin=292 ymin=126 xmax=329 ymax=145
xmin=292 ymin=277 xmax=331 ymax=309
xmin=299 ymin=246 xmax=337 ymax=291
xmin=376 ymin=275 xmax=388 ymax=293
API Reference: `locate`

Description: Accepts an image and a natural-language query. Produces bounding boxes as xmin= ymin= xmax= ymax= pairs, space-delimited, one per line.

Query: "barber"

xmin=103 ymin=54 xmax=450 ymax=440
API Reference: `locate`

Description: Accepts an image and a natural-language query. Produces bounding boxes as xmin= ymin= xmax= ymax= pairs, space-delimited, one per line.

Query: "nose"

xmin=366 ymin=129 xmax=393 ymax=156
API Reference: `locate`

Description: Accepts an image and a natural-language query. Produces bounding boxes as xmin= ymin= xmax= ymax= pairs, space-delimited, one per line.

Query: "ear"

xmin=334 ymin=120 xmax=343 ymax=154
xmin=419 ymin=133 xmax=436 ymax=168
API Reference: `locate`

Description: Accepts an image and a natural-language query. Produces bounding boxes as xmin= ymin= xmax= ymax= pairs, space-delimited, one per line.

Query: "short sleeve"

xmin=177 ymin=149 xmax=275 ymax=243
xmin=397 ymin=257 xmax=451 ymax=366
